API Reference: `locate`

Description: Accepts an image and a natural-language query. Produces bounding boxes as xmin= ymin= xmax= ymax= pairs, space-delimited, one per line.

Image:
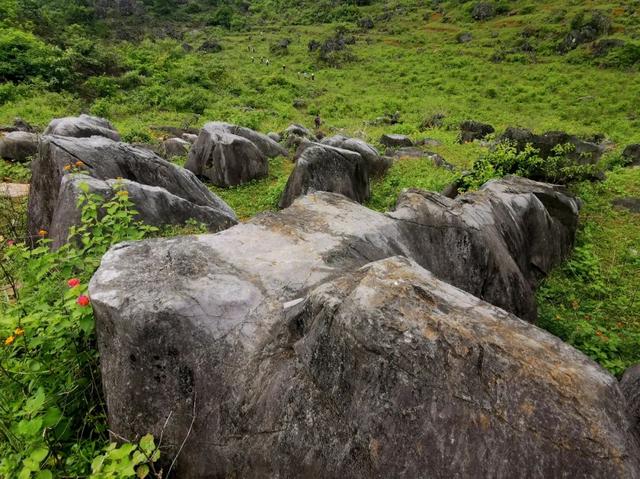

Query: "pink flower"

xmin=67 ymin=278 xmax=81 ymax=288
xmin=76 ymin=295 xmax=90 ymax=307
xmin=6 ymin=240 xmax=14 ymax=247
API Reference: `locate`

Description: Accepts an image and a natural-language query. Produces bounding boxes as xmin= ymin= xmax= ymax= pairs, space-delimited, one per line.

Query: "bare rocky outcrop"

xmin=185 ymin=124 xmax=269 ymax=187
xmin=0 ymin=131 xmax=38 ymax=162
xmin=205 ymin=121 xmax=287 ymax=158
xmin=43 ymin=114 xmax=121 ymax=141
xmin=278 ymin=143 xmax=370 ymax=208
xmin=27 ymin=135 xmax=236 ymax=244
xmin=90 ymin=243 xmax=640 ymax=477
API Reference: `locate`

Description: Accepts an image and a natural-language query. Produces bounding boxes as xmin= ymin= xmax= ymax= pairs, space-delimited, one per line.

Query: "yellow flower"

xmin=75 ymin=161 xmax=85 ymax=168
xmin=63 ymin=165 xmax=72 ymax=171
xmin=116 ymin=190 xmax=129 ymax=197
xmin=38 ymin=229 xmax=48 ymax=237
xmin=14 ymin=327 xmax=24 ymax=337
xmin=4 ymin=336 xmax=15 ymax=346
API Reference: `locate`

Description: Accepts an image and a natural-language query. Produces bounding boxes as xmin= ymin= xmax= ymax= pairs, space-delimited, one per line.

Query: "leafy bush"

xmin=0 ymin=183 xmax=160 ymax=477
xmin=459 ymin=142 xmax=601 ymax=191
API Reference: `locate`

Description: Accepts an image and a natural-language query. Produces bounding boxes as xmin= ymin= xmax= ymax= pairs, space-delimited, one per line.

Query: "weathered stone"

xmin=457 ymin=31 xmax=473 ymax=43
xmin=43 ymin=114 xmax=120 ymax=141
xmin=163 ymin=137 xmax=190 ymax=158
xmin=185 ymin=124 xmax=269 ymax=187
xmin=0 ymin=183 xmax=29 ymax=198
xmin=386 ymin=147 xmax=455 ymax=170
xmin=623 ymin=144 xmax=640 ymax=166
xmin=321 ymin=135 xmax=392 ymax=177
xmin=204 ymin=122 xmax=287 ymax=158
xmin=620 ymin=363 xmax=640 ymax=439
xmin=50 ymin=175 xmax=236 ymax=248
xmin=27 ymin=135 xmax=235 ymax=243
xmin=278 ymin=144 xmax=370 ymax=208
xmin=380 ymin=133 xmax=413 ymax=148
xmin=182 ymin=133 xmax=199 ymax=144
xmin=459 ymin=120 xmax=495 ymax=143
xmin=499 ymin=127 xmax=605 ymax=164
xmin=0 ymin=131 xmax=38 ymax=162
xmin=267 ymin=132 xmax=282 ymax=143
xmin=472 ymin=2 xmax=495 ymax=21
xmin=612 ymin=197 xmax=640 ymax=214
xmin=90 ymin=247 xmax=639 ymax=477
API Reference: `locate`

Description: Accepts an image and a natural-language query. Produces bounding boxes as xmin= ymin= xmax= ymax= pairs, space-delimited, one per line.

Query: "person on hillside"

xmin=314 ymin=115 xmax=322 ymax=129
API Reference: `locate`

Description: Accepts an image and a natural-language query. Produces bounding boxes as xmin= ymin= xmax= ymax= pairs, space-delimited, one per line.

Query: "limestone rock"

xmin=43 ymin=114 xmax=120 ymax=141
xmin=0 ymin=131 xmax=38 ymax=162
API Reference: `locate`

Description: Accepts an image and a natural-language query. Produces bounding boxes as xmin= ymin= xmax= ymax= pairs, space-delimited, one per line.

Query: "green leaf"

xmin=139 ymin=434 xmax=155 ymax=455
xmin=30 ymin=446 xmax=49 ymax=462
xmin=35 ymin=470 xmax=53 ymax=479
xmin=136 ymin=464 xmax=150 ymax=478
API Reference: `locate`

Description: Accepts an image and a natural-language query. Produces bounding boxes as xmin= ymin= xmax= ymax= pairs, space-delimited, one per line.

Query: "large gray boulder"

xmin=380 ymin=133 xmax=413 ymax=148
xmin=0 ymin=131 xmax=38 ymax=162
xmin=90 ymin=245 xmax=640 ymax=477
xmin=500 ymin=127 xmax=605 ymax=164
xmin=321 ymin=135 xmax=392 ymax=177
xmin=278 ymin=143 xmax=370 ymax=208
xmin=43 ymin=114 xmax=120 ymax=141
xmin=185 ymin=125 xmax=268 ymax=187
xmin=206 ymin=121 xmax=287 ymax=158
xmin=49 ymin=175 xmax=236 ymax=249
xmin=27 ymin=135 xmax=236 ymax=244
xmin=459 ymin=120 xmax=495 ymax=143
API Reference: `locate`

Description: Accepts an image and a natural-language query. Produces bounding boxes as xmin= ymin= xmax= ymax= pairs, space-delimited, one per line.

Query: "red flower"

xmin=76 ymin=295 xmax=90 ymax=307
xmin=6 ymin=240 xmax=14 ymax=247
xmin=67 ymin=278 xmax=81 ymax=288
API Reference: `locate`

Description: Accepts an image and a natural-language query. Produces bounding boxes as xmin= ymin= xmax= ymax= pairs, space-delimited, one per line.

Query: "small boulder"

xmin=358 ymin=18 xmax=374 ymax=30
xmin=283 ymin=124 xmax=317 ymax=149
xmin=321 ymin=135 xmax=392 ymax=177
xmin=0 ymin=131 xmax=38 ymax=162
xmin=186 ymin=124 xmax=268 ymax=187
xmin=612 ymin=197 xmax=640 ymax=214
xmin=198 ymin=39 xmax=222 ymax=53
xmin=386 ymin=147 xmax=454 ymax=170
xmin=380 ymin=133 xmax=413 ymax=148
xmin=204 ymin=122 xmax=287 ymax=158
xmin=278 ymin=143 xmax=370 ymax=208
xmin=472 ymin=2 xmax=495 ymax=21
xmin=459 ymin=120 xmax=495 ymax=143
xmin=592 ymin=38 xmax=626 ymax=56
xmin=163 ymin=137 xmax=190 ymax=158
xmin=623 ymin=144 xmax=640 ymax=166
xmin=267 ymin=132 xmax=282 ymax=143
xmin=420 ymin=113 xmax=446 ymax=130
xmin=181 ymin=133 xmax=199 ymax=144
xmin=44 ymin=114 xmax=120 ymax=141
xmin=457 ymin=31 xmax=473 ymax=43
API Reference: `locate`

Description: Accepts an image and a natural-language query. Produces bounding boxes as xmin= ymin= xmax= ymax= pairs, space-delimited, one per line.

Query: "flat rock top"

xmin=0 ymin=183 xmax=29 ymax=198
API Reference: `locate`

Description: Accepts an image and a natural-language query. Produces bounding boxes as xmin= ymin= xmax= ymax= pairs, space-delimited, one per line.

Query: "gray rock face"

xmin=386 ymin=147 xmax=454 ymax=170
xmin=472 ymin=1 xmax=495 ymax=20
xmin=185 ymin=125 xmax=269 ymax=187
xmin=50 ymin=175 xmax=236 ymax=249
xmin=284 ymin=124 xmax=314 ymax=139
xmin=321 ymin=135 xmax=392 ymax=177
xmin=278 ymin=143 xmax=370 ymax=208
xmin=459 ymin=120 xmax=495 ymax=143
xmin=90 ymin=247 xmax=640 ymax=477
xmin=500 ymin=127 xmax=604 ymax=164
xmin=181 ymin=133 xmax=199 ymax=144
xmin=0 ymin=131 xmax=38 ymax=162
xmin=27 ymin=135 xmax=236 ymax=243
xmin=380 ymin=133 xmax=413 ymax=148
xmin=623 ymin=144 xmax=640 ymax=166
xmin=43 ymin=114 xmax=120 ymax=141
xmin=163 ymin=137 xmax=190 ymax=158
xmin=621 ymin=364 xmax=640 ymax=439
xmin=205 ymin=121 xmax=287 ymax=158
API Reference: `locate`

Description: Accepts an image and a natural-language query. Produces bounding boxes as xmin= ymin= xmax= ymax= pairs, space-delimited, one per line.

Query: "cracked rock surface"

xmin=85 ymin=177 xmax=616 ymax=478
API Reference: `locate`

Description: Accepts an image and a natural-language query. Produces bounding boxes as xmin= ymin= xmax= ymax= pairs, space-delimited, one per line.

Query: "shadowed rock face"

xmin=0 ymin=131 xmax=38 ymax=162
xmin=278 ymin=143 xmax=370 ymax=208
xmin=43 ymin=114 xmax=121 ymax=141
xmin=89 ymin=177 xmax=597 ymax=477
xmin=204 ymin=121 xmax=288 ymax=158
xmin=49 ymin=175 xmax=237 ymax=249
xmin=90 ymin=254 xmax=640 ymax=478
xmin=621 ymin=363 xmax=640 ymax=440
xmin=186 ymin=125 xmax=268 ymax=187
xmin=27 ymin=135 xmax=236 ymax=244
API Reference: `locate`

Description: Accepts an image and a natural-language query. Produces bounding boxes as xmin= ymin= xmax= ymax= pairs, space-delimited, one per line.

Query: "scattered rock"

xmin=90 ymin=184 xmax=628 ymax=478
xmin=198 ymin=39 xmax=222 ymax=53
xmin=380 ymin=133 xmax=413 ymax=148
xmin=499 ymin=127 xmax=605 ymax=164
xmin=420 ymin=113 xmax=446 ymax=130
xmin=0 ymin=117 xmax=36 ymax=133
xmin=386 ymin=147 xmax=454 ymax=170
xmin=592 ymin=38 xmax=626 ymax=56
xmin=0 ymin=183 xmax=29 ymax=198
xmin=163 ymin=137 xmax=190 ymax=158
xmin=151 ymin=125 xmax=199 ymax=137
xmin=283 ymin=124 xmax=317 ymax=148
xmin=267 ymin=132 xmax=281 ymax=143
xmin=459 ymin=120 xmax=495 ymax=143
xmin=558 ymin=12 xmax=611 ymax=54
xmin=623 ymin=144 xmax=640 ymax=166
xmin=279 ymin=143 xmax=370 ymax=208
xmin=292 ymin=99 xmax=307 ymax=109
xmin=44 ymin=114 xmax=121 ymax=141
xmin=620 ymin=363 xmax=640 ymax=438
xmin=321 ymin=135 xmax=392 ymax=177
xmin=472 ymin=2 xmax=495 ymax=21
xmin=181 ymin=133 xmax=199 ymax=144
xmin=358 ymin=18 xmax=374 ymax=30
xmin=202 ymin=122 xmax=287 ymax=158
xmin=416 ymin=137 xmax=442 ymax=147
xmin=612 ymin=197 xmax=640 ymax=214
xmin=457 ymin=31 xmax=473 ymax=43
xmin=186 ymin=124 xmax=268 ymax=187
xmin=0 ymin=131 xmax=38 ymax=162
xmin=28 ymin=135 xmax=235 ymax=245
